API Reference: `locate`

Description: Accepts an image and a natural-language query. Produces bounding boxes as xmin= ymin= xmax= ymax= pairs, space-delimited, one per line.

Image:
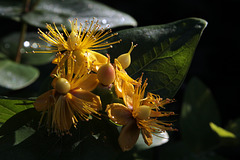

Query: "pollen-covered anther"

xmin=55 ymin=78 xmax=71 ymax=94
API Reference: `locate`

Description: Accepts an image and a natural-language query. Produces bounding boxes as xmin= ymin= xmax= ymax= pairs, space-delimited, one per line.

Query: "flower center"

xmin=137 ymin=105 xmax=151 ymax=120
xmin=55 ymin=78 xmax=71 ymax=94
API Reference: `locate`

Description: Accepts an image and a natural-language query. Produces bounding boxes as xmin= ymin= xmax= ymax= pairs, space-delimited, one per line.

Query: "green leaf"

xmin=210 ymin=122 xmax=236 ymax=139
xmin=0 ymin=0 xmax=22 ymax=21
xmin=0 ymin=58 xmax=39 ymax=90
xmin=0 ymin=32 xmax=55 ymax=65
xmin=108 ymin=18 xmax=207 ymax=98
xmin=226 ymin=118 xmax=240 ymax=138
xmin=180 ymin=77 xmax=221 ymax=153
xmin=22 ymin=0 xmax=137 ymax=30
xmin=0 ymin=97 xmax=34 ymax=126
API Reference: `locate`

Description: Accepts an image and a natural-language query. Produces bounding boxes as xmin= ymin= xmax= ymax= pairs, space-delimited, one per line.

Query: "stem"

xmin=15 ymin=22 xmax=28 ymax=63
xmin=15 ymin=0 xmax=31 ymax=63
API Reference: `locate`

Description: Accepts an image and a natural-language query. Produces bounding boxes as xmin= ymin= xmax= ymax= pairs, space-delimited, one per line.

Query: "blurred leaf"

xmin=157 ymin=141 xmax=226 ymax=160
xmin=180 ymin=77 xmax=221 ymax=153
xmin=0 ymin=126 xmax=62 ymax=160
xmin=226 ymin=118 xmax=240 ymax=138
xmin=0 ymin=97 xmax=34 ymax=126
xmin=0 ymin=0 xmax=22 ymax=21
xmin=209 ymin=122 xmax=239 ymax=146
xmin=22 ymin=0 xmax=137 ymax=30
xmin=0 ymin=58 xmax=39 ymax=90
xmin=108 ymin=18 xmax=207 ymax=98
xmin=210 ymin=122 xmax=236 ymax=139
xmin=0 ymin=32 xmax=55 ymax=65
xmin=135 ymin=131 xmax=169 ymax=150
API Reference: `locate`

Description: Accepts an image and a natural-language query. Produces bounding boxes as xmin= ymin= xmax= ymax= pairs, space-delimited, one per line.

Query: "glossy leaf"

xmin=0 ymin=58 xmax=39 ymax=90
xmin=0 ymin=0 xmax=22 ymax=21
xmin=0 ymin=32 xmax=55 ymax=65
xmin=0 ymin=97 xmax=34 ymax=126
xmin=180 ymin=77 xmax=221 ymax=153
xmin=22 ymin=0 xmax=137 ymax=30
xmin=108 ymin=18 xmax=207 ymax=98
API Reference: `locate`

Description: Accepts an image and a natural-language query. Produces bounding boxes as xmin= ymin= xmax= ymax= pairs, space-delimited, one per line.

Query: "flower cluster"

xmin=33 ymin=18 xmax=176 ymax=151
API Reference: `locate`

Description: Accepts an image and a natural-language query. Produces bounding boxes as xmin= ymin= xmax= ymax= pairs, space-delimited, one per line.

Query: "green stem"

xmin=15 ymin=0 xmax=31 ymax=63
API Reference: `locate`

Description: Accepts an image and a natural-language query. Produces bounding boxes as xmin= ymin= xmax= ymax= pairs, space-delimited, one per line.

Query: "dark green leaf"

xmin=0 ymin=108 xmax=39 ymax=136
xmin=108 ymin=18 xmax=207 ymax=98
xmin=209 ymin=122 xmax=239 ymax=146
xmin=0 ymin=97 xmax=34 ymax=126
xmin=0 ymin=58 xmax=39 ymax=90
xmin=180 ymin=77 xmax=221 ymax=153
xmin=22 ymin=0 xmax=137 ymax=30
xmin=226 ymin=118 xmax=240 ymax=138
xmin=0 ymin=32 xmax=55 ymax=65
xmin=157 ymin=141 xmax=226 ymax=160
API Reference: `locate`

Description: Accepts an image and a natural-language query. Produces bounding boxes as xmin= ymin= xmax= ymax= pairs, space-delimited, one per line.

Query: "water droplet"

xmin=195 ymin=24 xmax=202 ymax=29
xmin=20 ymin=48 xmax=25 ymax=54
xmin=23 ymin=41 xmax=30 ymax=47
xmin=31 ymin=43 xmax=38 ymax=48
xmin=101 ymin=19 xmax=107 ymax=24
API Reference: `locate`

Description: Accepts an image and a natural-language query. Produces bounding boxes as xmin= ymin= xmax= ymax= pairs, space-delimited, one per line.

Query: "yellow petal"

xmin=141 ymin=128 xmax=153 ymax=146
xmin=77 ymin=74 xmax=99 ymax=91
xmin=118 ymin=119 xmax=140 ymax=151
xmin=70 ymin=89 xmax=102 ymax=111
xmin=52 ymin=95 xmax=73 ymax=132
xmin=34 ymin=89 xmax=54 ymax=111
xmin=87 ymin=50 xmax=108 ymax=72
xmin=106 ymin=103 xmax=133 ymax=125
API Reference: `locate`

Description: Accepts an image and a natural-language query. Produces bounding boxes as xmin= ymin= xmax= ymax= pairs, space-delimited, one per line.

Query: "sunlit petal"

xmin=106 ymin=103 xmax=133 ymax=125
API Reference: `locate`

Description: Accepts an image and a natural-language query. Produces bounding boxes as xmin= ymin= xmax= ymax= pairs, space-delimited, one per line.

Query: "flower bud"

xmin=117 ymin=42 xmax=137 ymax=69
xmin=137 ymin=105 xmax=151 ymax=120
xmin=55 ymin=78 xmax=71 ymax=94
xmin=97 ymin=57 xmax=115 ymax=86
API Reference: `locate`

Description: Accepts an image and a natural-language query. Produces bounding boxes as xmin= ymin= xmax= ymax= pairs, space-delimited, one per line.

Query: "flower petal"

xmin=87 ymin=50 xmax=108 ymax=72
xmin=52 ymin=95 xmax=73 ymax=132
xmin=106 ymin=103 xmax=133 ymax=125
xmin=34 ymin=89 xmax=54 ymax=111
xmin=70 ymin=89 xmax=102 ymax=111
xmin=141 ymin=128 xmax=153 ymax=146
xmin=118 ymin=119 xmax=140 ymax=151
xmin=78 ymin=74 xmax=99 ymax=91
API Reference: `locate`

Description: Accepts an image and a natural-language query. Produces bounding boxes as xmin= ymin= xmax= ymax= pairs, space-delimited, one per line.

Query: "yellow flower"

xmin=34 ymin=53 xmax=101 ymax=135
xmin=35 ymin=18 xmax=121 ymax=72
xmin=114 ymin=58 xmax=140 ymax=99
xmin=106 ymin=75 xmax=176 ymax=151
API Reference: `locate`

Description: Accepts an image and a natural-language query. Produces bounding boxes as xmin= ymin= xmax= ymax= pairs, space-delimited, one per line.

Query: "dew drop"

xmin=23 ymin=41 xmax=30 ymax=47
xmin=101 ymin=19 xmax=107 ymax=24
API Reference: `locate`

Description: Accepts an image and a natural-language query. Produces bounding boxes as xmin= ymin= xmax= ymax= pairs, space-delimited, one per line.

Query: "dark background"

xmin=97 ymin=0 xmax=240 ymax=123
